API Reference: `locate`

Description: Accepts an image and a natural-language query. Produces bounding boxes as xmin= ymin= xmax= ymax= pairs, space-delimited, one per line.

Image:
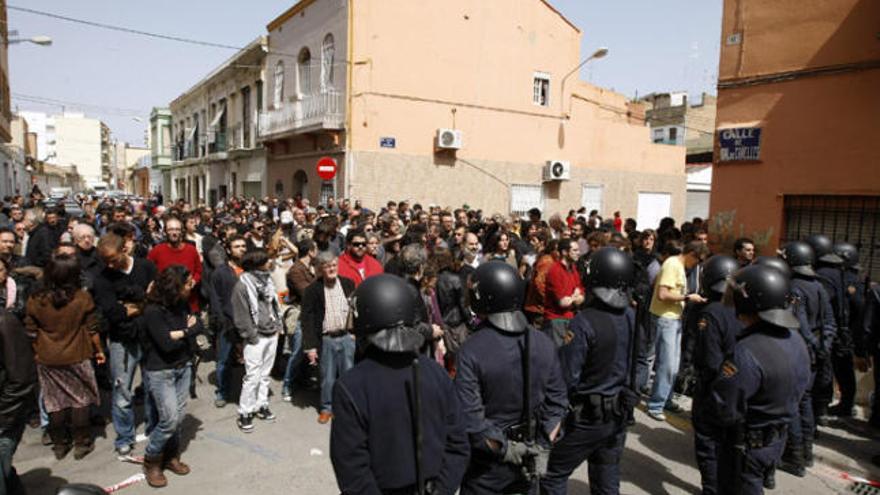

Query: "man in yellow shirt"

xmin=646 ymin=240 xmax=708 ymax=421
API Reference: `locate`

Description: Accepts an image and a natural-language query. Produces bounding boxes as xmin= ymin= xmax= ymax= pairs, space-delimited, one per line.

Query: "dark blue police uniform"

xmin=330 ymin=348 xmax=470 ymax=495
xmin=540 ymin=303 xmax=637 ymax=495
xmin=455 ymin=323 xmax=568 ymax=494
xmin=711 ymin=322 xmax=811 ymax=495
xmin=692 ymin=301 xmax=742 ymax=495
xmin=814 ymin=264 xmax=848 ymax=416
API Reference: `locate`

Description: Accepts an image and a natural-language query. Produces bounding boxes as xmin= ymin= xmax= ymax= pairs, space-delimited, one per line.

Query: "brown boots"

xmin=143 ymin=454 xmax=168 ymax=488
xmin=144 ymin=444 xmax=191 ymax=488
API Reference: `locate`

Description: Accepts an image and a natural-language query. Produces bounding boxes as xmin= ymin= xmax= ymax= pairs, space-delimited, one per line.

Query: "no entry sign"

xmin=317 ymin=156 xmax=337 ymax=180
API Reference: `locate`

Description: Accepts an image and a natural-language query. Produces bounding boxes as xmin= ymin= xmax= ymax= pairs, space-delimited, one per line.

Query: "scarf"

xmin=240 ymin=270 xmax=279 ymax=326
xmin=3 ymin=277 xmax=15 ymax=309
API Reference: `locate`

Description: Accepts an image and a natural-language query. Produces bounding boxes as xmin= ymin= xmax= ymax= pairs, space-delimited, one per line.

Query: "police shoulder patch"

xmin=698 ymin=318 xmax=708 ymax=331
xmin=721 ymin=360 xmax=738 ymax=378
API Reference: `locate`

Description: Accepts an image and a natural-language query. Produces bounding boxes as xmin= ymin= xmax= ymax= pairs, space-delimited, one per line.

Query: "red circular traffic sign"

xmin=317 ymin=157 xmax=337 ymax=180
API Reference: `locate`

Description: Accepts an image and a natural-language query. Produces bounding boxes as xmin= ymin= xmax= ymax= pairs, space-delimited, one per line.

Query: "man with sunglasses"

xmin=337 ymin=229 xmax=383 ymax=288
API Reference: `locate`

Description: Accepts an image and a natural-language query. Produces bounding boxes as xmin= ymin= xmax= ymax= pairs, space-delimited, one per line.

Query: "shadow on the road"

xmin=179 ymin=413 xmax=204 ymax=453
xmin=621 ymin=448 xmax=701 ymax=494
xmin=629 ymin=422 xmax=693 ymax=466
xmin=814 ymin=424 xmax=880 ymax=478
xmin=19 ymin=467 xmax=69 ymax=495
xmin=290 ymin=388 xmax=320 ymax=413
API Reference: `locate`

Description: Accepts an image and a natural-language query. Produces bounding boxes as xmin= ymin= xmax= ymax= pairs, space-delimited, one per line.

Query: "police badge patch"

xmin=721 ymin=360 xmax=738 ymax=378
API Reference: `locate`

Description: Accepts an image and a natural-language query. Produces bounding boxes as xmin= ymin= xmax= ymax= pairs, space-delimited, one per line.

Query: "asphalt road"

xmin=12 ymin=360 xmax=880 ymax=495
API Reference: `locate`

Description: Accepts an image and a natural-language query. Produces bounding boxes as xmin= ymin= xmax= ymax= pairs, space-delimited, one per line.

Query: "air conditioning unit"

xmin=543 ymin=160 xmax=571 ymax=181
xmin=436 ymin=128 xmax=463 ymax=150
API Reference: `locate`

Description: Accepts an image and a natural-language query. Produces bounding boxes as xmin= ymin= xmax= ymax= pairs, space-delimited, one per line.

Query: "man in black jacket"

xmin=301 ymin=251 xmax=356 ymax=424
xmin=26 ymin=206 xmax=64 ymax=267
xmin=0 ymin=310 xmax=36 ymax=494
xmin=93 ymin=232 xmax=157 ymax=459
xmin=209 ymin=234 xmax=247 ymax=408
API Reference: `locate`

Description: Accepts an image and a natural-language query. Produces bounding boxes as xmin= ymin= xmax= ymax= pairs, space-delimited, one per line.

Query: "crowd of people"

xmin=0 ymin=188 xmax=877 ymax=494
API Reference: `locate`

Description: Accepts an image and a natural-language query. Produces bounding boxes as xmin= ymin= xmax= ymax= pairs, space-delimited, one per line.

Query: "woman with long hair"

xmin=141 ymin=265 xmax=199 ymax=487
xmin=25 ymin=253 xmax=102 ymax=460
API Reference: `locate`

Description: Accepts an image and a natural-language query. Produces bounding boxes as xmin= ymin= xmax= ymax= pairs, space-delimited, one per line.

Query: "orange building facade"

xmin=710 ymin=0 xmax=880 ymax=278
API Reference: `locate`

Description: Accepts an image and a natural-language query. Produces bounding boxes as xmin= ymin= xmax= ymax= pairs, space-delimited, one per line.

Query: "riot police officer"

xmin=805 ymin=234 xmax=847 ymax=423
xmin=830 ymin=241 xmax=866 ymax=417
xmin=711 ymin=265 xmax=811 ymax=495
xmin=691 ymin=254 xmax=742 ymax=495
xmin=455 ymin=261 xmax=568 ymax=494
xmin=540 ymin=248 xmax=640 ymax=495
xmin=778 ymin=241 xmax=836 ymax=476
xmin=330 ymin=274 xmax=470 ymax=494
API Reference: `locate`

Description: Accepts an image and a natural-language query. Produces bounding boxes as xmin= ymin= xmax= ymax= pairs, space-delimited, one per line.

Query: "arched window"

xmin=321 ymin=34 xmax=335 ymax=92
xmin=273 ymin=61 xmax=284 ymax=108
xmin=297 ymin=48 xmax=312 ymax=96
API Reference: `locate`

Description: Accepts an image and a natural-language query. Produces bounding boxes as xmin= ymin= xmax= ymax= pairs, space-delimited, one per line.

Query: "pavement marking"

xmin=203 ymin=431 xmax=284 ymax=463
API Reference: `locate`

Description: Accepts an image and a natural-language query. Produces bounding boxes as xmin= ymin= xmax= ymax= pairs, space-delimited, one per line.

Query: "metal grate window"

xmin=782 ymin=195 xmax=880 ymax=281
xmin=510 ymin=184 xmax=543 ymax=219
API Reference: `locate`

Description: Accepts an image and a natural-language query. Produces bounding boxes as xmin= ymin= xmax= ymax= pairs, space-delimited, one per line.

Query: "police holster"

xmin=569 ymin=394 xmax=623 ymax=424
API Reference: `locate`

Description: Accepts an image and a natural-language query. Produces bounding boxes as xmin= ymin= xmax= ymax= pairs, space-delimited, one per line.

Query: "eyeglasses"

xmin=351 ymin=242 xmax=366 ymax=248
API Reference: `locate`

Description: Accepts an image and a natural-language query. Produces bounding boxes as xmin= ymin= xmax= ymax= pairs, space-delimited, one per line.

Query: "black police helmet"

xmin=754 ymin=256 xmax=792 ymax=280
xmin=585 ymin=247 xmax=634 ymax=309
xmin=731 ymin=265 xmax=798 ymax=329
xmin=352 ymin=274 xmax=419 ymax=336
xmin=700 ymin=254 xmax=739 ymax=296
xmin=57 ymin=485 xmax=108 ymax=495
xmin=833 ymin=242 xmax=861 ymax=270
xmin=470 ymin=261 xmax=528 ymax=332
xmin=779 ymin=241 xmax=816 ymax=278
xmin=805 ymin=234 xmax=843 ymax=265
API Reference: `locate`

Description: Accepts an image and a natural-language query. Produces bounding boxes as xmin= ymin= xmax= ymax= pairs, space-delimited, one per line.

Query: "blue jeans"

xmin=144 ymin=367 xmax=191 ymax=457
xmin=0 ymin=423 xmax=25 ymax=495
xmin=320 ymin=334 xmax=356 ymax=413
xmin=109 ymin=340 xmax=158 ymax=450
xmin=283 ymin=325 xmax=303 ymax=395
xmin=647 ymin=315 xmax=682 ymax=414
xmin=214 ymin=330 xmax=235 ymax=401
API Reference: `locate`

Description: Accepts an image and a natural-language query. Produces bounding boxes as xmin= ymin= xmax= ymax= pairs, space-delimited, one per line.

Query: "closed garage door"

xmin=637 ymin=192 xmax=672 ymax=231
xmin=686 ymin=190 xmax=710 ymax=221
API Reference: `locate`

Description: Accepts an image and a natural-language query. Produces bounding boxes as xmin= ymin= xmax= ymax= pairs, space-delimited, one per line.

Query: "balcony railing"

xmin=228 ymin=122 xmax=259 ymax=150
xmin=258 ymin=90 xmax=344 ymax=138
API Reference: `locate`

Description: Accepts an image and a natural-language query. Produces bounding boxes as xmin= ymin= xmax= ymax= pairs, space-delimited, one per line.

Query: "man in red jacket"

xmin=336 ymin=229 xmax=383 ymax=287
xmin=147 ymin=217 xmax=202 ymax=311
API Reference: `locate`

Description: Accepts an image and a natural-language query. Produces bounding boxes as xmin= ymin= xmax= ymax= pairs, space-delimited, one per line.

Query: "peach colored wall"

xmin=711 ymin=0 xmax=880 ymax=250
xmin=343 ymin=0 xmax=685 ymax=217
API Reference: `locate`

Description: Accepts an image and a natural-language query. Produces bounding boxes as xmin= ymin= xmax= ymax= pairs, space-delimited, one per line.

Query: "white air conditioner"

xmin=543 ymin=160 xmax=571 ymax=181
xmin=436 ymin=128 xmax=463 ymax=150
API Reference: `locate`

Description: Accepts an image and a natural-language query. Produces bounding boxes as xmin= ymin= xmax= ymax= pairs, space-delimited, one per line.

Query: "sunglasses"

xmin=351 ymin=242 xmax=367 ymax=248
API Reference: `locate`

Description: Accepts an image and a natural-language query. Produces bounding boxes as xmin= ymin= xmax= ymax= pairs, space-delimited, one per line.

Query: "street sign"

xmin=380 ymin=137 xmax=396 ymax=148
xmin=317 ymin=156 xmax=337 ymax=180
xmin=718 ymin=127 xmax=762 ymax=162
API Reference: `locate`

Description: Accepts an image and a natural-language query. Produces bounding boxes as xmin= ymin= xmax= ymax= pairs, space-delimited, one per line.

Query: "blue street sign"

xmin=380 ymin=137 xmax=396 ymax=149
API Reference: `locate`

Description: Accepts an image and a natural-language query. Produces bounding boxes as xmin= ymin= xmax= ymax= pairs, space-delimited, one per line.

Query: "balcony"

xmin=258 ymin=90 xmax=344 ymax=139
xmin=228 ymin=122 xmax=260 ymax=150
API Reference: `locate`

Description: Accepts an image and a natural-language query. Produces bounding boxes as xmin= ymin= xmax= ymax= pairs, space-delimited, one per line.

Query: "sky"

xmin=8 ymin=0 xmax=722 ymax=146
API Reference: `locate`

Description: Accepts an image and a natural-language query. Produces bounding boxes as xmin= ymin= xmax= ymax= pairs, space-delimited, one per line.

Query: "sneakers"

xmin=256 ymin=407 xmax=276 ymax=422
xmin=664 ymin=401 xmax=684 ymax=414
xmin=281 ymin=388 xmax=292 ymax=402
xmin=647 ymin=410 xmax=667 ymax=422
xmin=214 ymin=398 xmax=227 ymax=408
xmin=115 ymin=444 xmax=134 ymax=461
xmin=317 ymin=412 xmax=333 ymax=424
xmin=237 ymin=414 xmax=255 ymax=433
xmin=828 ymin=403 xmax=854 ymax=418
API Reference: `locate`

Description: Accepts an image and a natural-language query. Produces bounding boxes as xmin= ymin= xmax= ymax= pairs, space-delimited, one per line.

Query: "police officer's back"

xmin=541 ymin=248 xmax=640 ymax=495
xmin=455 ymin=261 xmax=568 ymax=495
xmin=330 ymin=274 xmax=469 ymax=495
xmin=710 ymin=265 xmax=811 ymax=495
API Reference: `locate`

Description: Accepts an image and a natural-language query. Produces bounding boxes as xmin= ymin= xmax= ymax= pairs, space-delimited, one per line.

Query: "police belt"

xmin=381 ymin=479 xmax=437 ymax=495
xmin=743 ymin=423 xmax=788 ymax=450
xmin=568 ymin=393 xmax=623 ymax=424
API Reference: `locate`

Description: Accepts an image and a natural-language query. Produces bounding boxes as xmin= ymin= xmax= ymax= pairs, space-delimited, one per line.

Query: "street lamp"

xmin=7 ymin=35 xmax=52 ymax=46
xmin=560 ymin=46 xmax=610 ymax=117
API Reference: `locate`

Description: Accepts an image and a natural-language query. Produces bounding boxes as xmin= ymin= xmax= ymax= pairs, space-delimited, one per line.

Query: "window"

xmin=581 ymin=184 xmax=604 ymax=216
xmin=320 ymin=180 xmax=335 ymax=205
xmin=668 ymin=127 xmax=678 ymax=143
xmin=321 ymin=34 xmax=335 ymax=92
xmin=255 ymin=80 xmax=263 ymax=113
xmin=298 ymin=48 xmax=312 ymax=96
xmin=653 ymin=128 xmax=664 ymax=143
xmin=510 ymin=184 xmax=543 ymax=218
xmin=241 ymin=86 xmax=251 ymax=147
xmin=273 ymin=61 xmax=284 ymax=108
xmin=636 ymin=192 xmax=672 ymax=231
xmin=533 ymin=73 xmax=550 ymax=106
xmin=275 ymin=180 xmax=284 ymax=197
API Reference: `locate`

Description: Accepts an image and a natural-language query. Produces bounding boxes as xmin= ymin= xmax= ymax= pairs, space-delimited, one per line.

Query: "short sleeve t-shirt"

xmin=649 ymin=255 xmax=687 ymax=319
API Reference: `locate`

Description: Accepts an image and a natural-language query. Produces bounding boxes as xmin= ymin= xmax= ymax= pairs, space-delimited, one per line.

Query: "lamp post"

xmin=7 ymin=35 xmax=52 ymax=46
xmin=560 ymin=47 xmax=609 ymax=118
